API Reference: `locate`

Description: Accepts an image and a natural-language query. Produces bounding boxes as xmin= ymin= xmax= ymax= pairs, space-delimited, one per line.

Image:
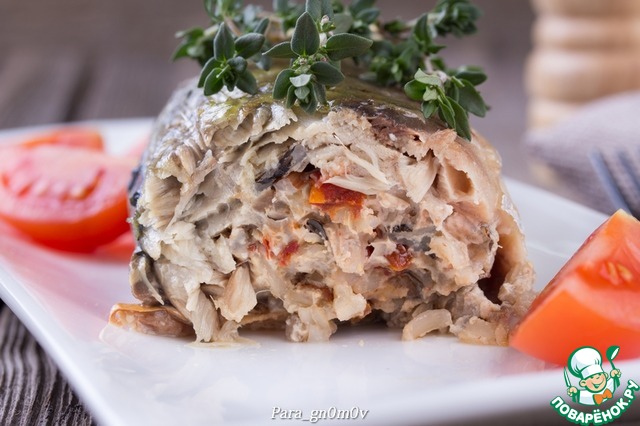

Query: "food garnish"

xmin=0 ymin=130 xmax=135 ymax=253
xmin=510 ymin=210 xmax=640 ymax=364
xmin=16 ymin=128 xmax=105 ymax=151
xmin=173 ymin=0 xmax=488 ymax=140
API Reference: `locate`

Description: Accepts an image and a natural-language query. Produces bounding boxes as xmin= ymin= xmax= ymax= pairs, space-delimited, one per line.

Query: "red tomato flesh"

xmin=0 ymin=145 xmax=135 ymax=252
xmin=386 ymin=244 xmax=413 ymax=271
xmin=309 ymin=183 xmax=365 ymax=208
xmin=510 ymin=210 xmax=640 ymax=364
xmin=278 ymin=241 xmax=300 ymax=266
xmin=18 ymin=128 xmax=104 ymax=151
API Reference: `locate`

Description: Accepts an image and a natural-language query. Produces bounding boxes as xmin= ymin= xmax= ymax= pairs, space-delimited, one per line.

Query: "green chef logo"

xmin=550 ymin=345 xmax=639 ymax=425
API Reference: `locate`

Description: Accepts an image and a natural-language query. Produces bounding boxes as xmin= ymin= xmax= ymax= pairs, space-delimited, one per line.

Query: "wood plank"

xmin=0 ymin=50 xmax=86 ymax=129
xmin=72 ymin=53 xmax=198 ymax=121
xmin=0 ymin=307 xmax=94 ymax=425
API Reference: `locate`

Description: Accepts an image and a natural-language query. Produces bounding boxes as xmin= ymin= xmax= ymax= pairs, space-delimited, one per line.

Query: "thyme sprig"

xmin=401 ymin=1 xmax=487 ymax=140
xmin=173 ymin=0 xmax=488 ymax=140
xmin=265 ymin=1 xmax=372 ymax=113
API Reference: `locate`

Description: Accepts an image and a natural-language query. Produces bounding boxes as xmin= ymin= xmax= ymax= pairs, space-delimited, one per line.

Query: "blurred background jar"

xmin=527 ymin=0 xmax=640 ymax=128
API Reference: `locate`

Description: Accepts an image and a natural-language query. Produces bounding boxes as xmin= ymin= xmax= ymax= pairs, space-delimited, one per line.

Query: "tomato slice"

xmin=510 ymin=210 xmax=640 ymax=364
xmin=0 ymin=145 xmax=135 ymax=252
xmin=18 ymin=128 xmax=104 ymax=151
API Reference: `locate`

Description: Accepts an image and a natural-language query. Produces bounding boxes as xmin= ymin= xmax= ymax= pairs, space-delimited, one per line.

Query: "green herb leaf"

xmin=254 ymin=17 xmax=270 ymax=34
xmin=301 ymin=89 xmax=318 ymax=113
xmin=414 ymin=69 xmax=442 ymax=87
xmin=198 ymin=57 xmax=221 ymax=87
xmin=320 ymin=0 xmax=333 ymax=18
xmin=433 ymin=0 xmax=482 ymax=37
xmin=306 ymin=0 xmax=322 ymax=21
xmin=291 ymin=12 xmax=320 ymax=56
xmin=236 ymin=68 xmax=259 ymax=94
xmin=350 ymin=0 xmax=375 ymax=14
xmin=325 ymin=33 xmax=373 ymax=60
xmin=235 ymin=33 xmax=266 ymax=59
xmin=295 ymin=85 xmax=311 ymax=100
xmin=404 ymin=80 xmax=425 ymax=101
xmin=204 ymin=0 xmax=216 ymax=20
xmin=215 ymin=0 xmax=241 ymax=19
xmin=286 ymin=85 xmax=297 ymax=108
xmin=290 ymin=73 xmax=313 ymax=88
xmin=305 ymin=0 xmax=332 ymax=21
xmin=457 ymin=80 xmax=487 ymax=117
xmin=449 ymin=98 xmax=472 ymax=140
xmin=448 ymin=83 xmax=460 ymax=102
xmin=204 ymin=69 xmax=225 ymax=95
xmin=265 ymin=41 xmax=296 ymax=58
xmin=214 ymin=23 xmax=235 ymax=61
xmin=421 ymin=100 xmax=438 ymax=118
xmin=332 ymin=13 xmax=353 ymax=33
xmin=310 ymin=62 xmax=345 ymax=86
xmin=273 ymin=68 xmax=295 ymax=99
xmin=172 ymin=27 xmax=205 ymax=59
xmin=314 ymin=82 xmax=327 ymax=104
xmin=355 ymin=7 xmax=379 ymax=23
xmin=452 ymin=65 xmax=487 ymax=86
xmin=172 ymin=43 xmax=191 ymax=61
xmin=383 ymin=19 xmax=409 ymax=35
xmin=438 ymin=96 xmax=456 ymax=130
xmin=423 ymin=87 xmax=438 ymax=102
xmin=227 ymin=56 xmax=248 ymax=73
xmin=413 ymin=14 xmax=430 ymax=45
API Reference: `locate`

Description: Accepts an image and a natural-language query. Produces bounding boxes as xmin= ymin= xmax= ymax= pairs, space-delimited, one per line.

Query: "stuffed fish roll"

xmin=109 ymin=73 xmax=534 ymax=345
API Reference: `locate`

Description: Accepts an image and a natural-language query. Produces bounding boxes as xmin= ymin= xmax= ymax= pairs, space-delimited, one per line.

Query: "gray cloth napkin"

xmin=525 ymin=91 xmax=640 ymax=215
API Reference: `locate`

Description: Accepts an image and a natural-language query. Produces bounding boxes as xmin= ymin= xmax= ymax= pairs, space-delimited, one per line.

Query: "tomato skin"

xmin=0 ymin=145 xmax=135 ymax=252
xmin=510 ymin=210 xmax=640 ymax=364
xmin=18 ymin=128 xmax=104 ymax=151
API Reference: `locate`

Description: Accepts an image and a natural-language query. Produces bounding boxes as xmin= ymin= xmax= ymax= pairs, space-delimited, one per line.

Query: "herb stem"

xmin=424 ymin=57 xmax=434 ymax=74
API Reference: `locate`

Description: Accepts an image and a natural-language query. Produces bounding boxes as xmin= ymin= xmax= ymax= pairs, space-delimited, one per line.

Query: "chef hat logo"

xmin=568 ymin=346 xmax=605 ymax=380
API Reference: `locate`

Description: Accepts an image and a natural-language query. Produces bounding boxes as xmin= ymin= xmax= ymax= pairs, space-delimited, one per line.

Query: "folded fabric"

xmin=524 ymin=91 xmax=640 ymax=215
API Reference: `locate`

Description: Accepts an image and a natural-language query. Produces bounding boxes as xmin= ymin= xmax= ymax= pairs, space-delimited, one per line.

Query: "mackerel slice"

xmin=110 ymin=73 xmax=535 ymax=345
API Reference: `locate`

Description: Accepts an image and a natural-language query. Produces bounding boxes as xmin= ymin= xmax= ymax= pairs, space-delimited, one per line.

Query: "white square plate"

xmin=1 ymin=119 xmax=639 ymax=425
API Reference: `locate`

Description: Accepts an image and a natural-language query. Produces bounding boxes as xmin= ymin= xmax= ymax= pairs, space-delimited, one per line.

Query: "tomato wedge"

xmin=510 ymin=210 xmax=640 ymax=365
xmin=17 ymin=128 xmax=104 ymax=151
xmin=0 ymin=145 xmax=135 ymax=252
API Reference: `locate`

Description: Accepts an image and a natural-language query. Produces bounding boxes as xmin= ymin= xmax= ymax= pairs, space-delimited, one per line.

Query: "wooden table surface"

xmin=0 ymin=1 xmax=609 ymax=425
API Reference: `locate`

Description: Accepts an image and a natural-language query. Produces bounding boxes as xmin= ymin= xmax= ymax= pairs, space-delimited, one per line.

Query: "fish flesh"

xmin=109 ymin=72 xmax=535 ymax=345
